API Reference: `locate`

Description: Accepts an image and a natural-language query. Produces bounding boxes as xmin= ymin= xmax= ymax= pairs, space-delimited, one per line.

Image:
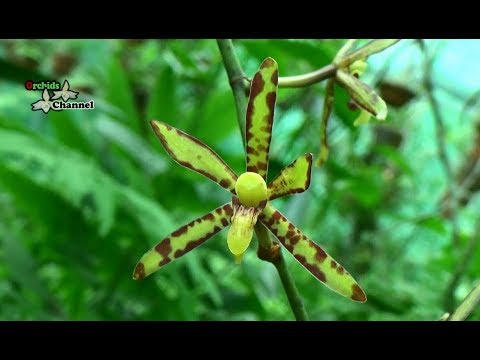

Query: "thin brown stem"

xmin=278 ymin=64 xmax=337 ymax=88
xmin=420 ymin=42 xmax=460 ymax=250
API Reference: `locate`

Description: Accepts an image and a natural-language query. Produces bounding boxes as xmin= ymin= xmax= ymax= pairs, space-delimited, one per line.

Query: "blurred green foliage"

xmin=0 ymin=39 xmax=479 ymax=320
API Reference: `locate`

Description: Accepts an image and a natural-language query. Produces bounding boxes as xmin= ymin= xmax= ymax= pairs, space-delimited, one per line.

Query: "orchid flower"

xmin=31 ymin=89 xmax=54 ymax=113
xmin=133 ymin=58 xmax=366 ymax=302
xmin=52 ymin=80 xmax=79 ymax=101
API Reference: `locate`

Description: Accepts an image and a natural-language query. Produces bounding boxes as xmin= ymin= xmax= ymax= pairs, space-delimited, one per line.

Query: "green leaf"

xmin=146 ymin=65 xmax=178 ymax=125
xmin=184 ymin=255 xmax=223 ymax=307
xmin=416 ymin=216 xmax=447 ymax=235
xmin=0 ymin=58 xmax=49 ymax=84
xmin=195 ymin=85 xmax=237 ymax=145
xmin=47 ymin=110 xmax=93 ymax=155
xmin=104 ymin=58 xmax=141 ymax=132
xmin=373 ymin=144 xmax=414 ymax=177
xmin=120 ymin=186 xmax=175 ymax=240
xmin=96 ymin=116 xmax=168 ymax=177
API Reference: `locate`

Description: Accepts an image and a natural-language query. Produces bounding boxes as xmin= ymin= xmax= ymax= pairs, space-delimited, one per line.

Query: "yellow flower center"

xmin=235 ymin=172 xmax=267 ymax=208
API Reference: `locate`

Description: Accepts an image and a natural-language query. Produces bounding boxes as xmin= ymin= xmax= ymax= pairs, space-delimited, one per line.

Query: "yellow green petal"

xmin=150 ymin=121 xmax=238 ymax=193
xmin=133 ymin=202 xmax=233 ymax=280
xmin=226 ymin=197 xmax=264 ymax=263
xmin=245 ymin=57 xmax=278 ymax=179
xmin=260 ymin=203 xmax=367 ymax=302
xmin=267 ymin=153 xmax=313 ymax=201
xmin=336 ymin=70 xmax=388 ymax=121
xmin=353 ymin=109 xmax=372 ymax=126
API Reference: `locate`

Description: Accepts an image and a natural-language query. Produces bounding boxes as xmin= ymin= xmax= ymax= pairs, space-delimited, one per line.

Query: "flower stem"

xmin=216 ymin=39 xmax=249 ymax=145
xmin=272 ymin=253 xmax=309 ymax=321
xmin=448 ymin=282 xmax=480 ymax=321
xmin=217 ymin=39 xmax=309 ymax=321
xmin=277 ymin=64 xmax=336 ymax=88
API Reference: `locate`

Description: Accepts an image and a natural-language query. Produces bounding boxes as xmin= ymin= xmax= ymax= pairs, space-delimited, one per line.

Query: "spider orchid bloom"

xmin=52 ymin=80 xmax=79 ymax=102
xmin=31 ymin=89 xmax=54 ymax=113
xmin=133 ymin=58 xmax=366 ymax=302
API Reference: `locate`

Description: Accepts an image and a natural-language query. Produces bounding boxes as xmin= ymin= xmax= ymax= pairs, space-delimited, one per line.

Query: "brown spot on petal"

xmin=171 ymin=225 xmax=188 ymax=237
xmin=246 ymin=146 xmax=259 ymax=157
xmin=266 ymin=91 xmax=276 ymax=115
xmin=271 ymin=69 xmax=279 ymax=86
xmin=261 ymin=58 xmax=275 ymax=69
xmin=224 ymin=204 xmax=233 ymax=216
xmin=305 ymin=262 xmax=327 ymax=283
xmin=336 ymin=266 xmax=345 ymax=275
xmin=285 ymin=244 xmax=294 ymax=253
xmin=159 ymin=258 xmax=171 ymax=267
xmin=310 ymin=242 xmax=327 ymax=263
xmin=219 ymin=179 xmax=231 ymax=189
xmin=174 ymin=239 xmax=203 ymax=258
xmin=295 ymin=254 xmax=327 ymax=283
xmin=194 ymin=166 xmax=218 ymax=183
xmin=133 ymin=262 xmax=145 ymax=280
xmin=221 ymin=218 xmax=229 ymax=226
xmin=231 ymin=197 xmax=240 ymax=208
xmin=289 ymin=234 xmax=301 ymax=245
xmin=155 ymin=239 xmax=172 ymax=257
xmin=330 ymin=260 xmax=338 ymax=269
xmin=257 ymin=144 xmax=267 ymax=153
xmin=294 ymin=253 xmax=307 ymax=264
xmin=203 ymin=213 xmax=215 ymax=221
xmin=351 ymin=284 xmax=367 ymax=302
xmin=271 ymin=211 xmax=282 ymax=222
xmin=246 ymin=72 xmax=266 ymax=140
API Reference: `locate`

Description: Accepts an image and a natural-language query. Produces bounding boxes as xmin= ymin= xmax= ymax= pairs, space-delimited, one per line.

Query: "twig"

xmin=316 ymin=78 xmax=335 ymax=167
xmin=443 ymin=220 xmax=480 ymax=312
xmin=217 ymin=39 xmax=308 ymax=321
xmin=274 ymin=39 xmax=401 ymax=90
xmin=278 ymin=64 xmax=337 ymax=88
xmin=420 ymin=41 xmax=460 ymax=247
xmin=448 ymin=282 xmax=480 ymax=321
xmin=216 ymin=40 xmax=249 ymax=145
xmin=272 ymin=253 xmax=309 ymax=321
xmin=255 ymin=222 xmax=308 ymax=320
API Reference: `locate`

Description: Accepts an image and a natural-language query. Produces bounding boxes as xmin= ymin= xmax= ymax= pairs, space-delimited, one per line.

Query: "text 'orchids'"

xmin=133 ymin=58 xmax=366 ymax=302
